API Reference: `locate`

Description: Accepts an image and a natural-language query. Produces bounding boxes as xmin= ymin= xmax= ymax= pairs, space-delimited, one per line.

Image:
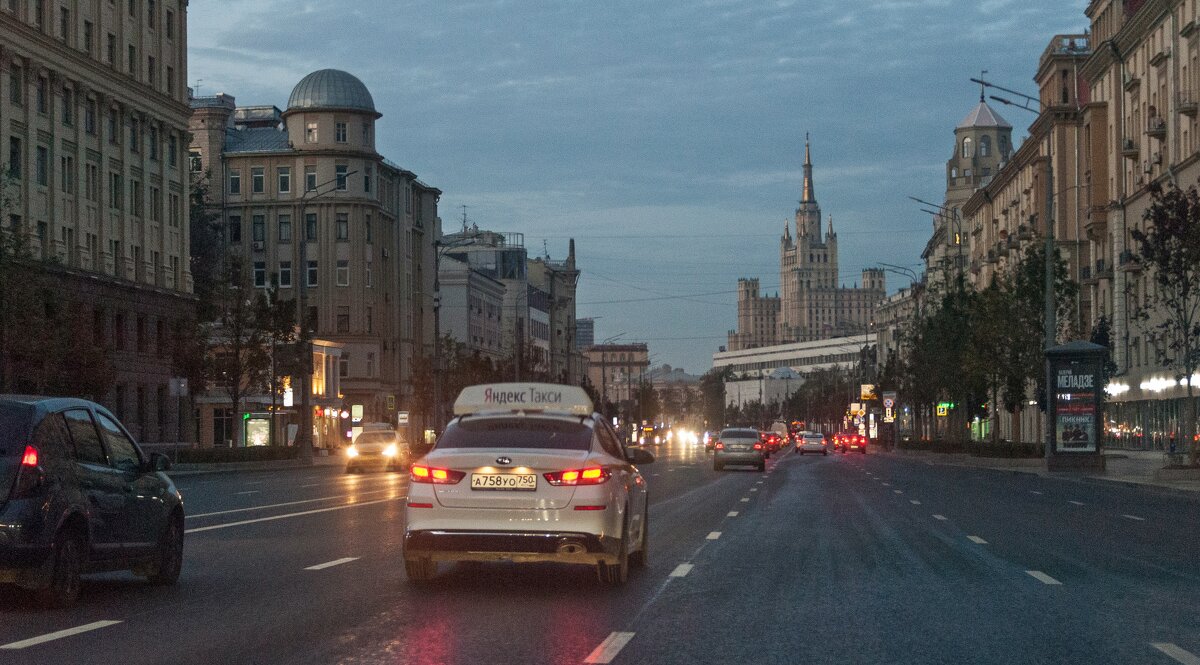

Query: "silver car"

xmin=713 ymin=427 xmax=766 ymax=471
xmin=797 ymin=431 xmax=828 ymax=455
xmin=403 ymin=383 xmax=654 ymax=586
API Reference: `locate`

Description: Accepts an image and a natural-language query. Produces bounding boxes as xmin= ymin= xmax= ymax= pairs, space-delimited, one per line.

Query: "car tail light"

xmin=573 ymin=505 xmax=606 ymax=511
xmin=544 ymin=467 xmax=611 ymax=486
xmin=11 ymin=445 xmax=43 ymax=498
xmin=20 ymin=445 xmax=38 ymax=468
xmin=410 ymin=464 xmax=465 ymax=484
xmin=407 ymin=502 xmax=434 ymax=508
xmin=753 ymin=443 xmax=763 ymax=450
xmin=714 ymin=442 xmax=724 ymax=450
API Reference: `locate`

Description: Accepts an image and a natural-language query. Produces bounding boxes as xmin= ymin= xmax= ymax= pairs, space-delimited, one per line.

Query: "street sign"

xmin=397 ymin=411 xmax=410 ymax=426
xmin=884 ymin=407 xmax=895 ymax=423
xmin=936 ymin=404 xmax=949 ymax=417
xmin=882 ymin=391 xmax=897 ymax=409
xmin=860 ymin=384 xmax=877 ymax=400
xmin=386 ymin=394 xmax=396 ymax=411
xmin=850 ymin=402 xmax=861 ymax=414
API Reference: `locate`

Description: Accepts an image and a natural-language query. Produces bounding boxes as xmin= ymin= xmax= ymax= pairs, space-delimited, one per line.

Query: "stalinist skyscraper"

xmin=728 ymin=136 xmax=885 ymax=351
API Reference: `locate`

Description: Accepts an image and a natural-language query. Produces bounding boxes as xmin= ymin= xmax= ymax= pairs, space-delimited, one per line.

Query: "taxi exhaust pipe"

xmin=556 ymin=539 xmax=587 ymax=555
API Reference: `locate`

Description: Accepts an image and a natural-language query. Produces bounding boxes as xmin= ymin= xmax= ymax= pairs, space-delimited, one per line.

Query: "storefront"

xmin=1106 ymin=372 xmax=1200 ymax=451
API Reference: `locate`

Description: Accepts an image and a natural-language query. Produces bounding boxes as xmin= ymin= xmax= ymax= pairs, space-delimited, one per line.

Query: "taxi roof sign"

xmin=453 ymin=383 xmax=593 ymax=417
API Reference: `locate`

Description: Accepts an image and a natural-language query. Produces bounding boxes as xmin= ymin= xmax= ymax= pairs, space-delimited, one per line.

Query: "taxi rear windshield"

xmin=438 ymin=417 xmax=592 ymax=451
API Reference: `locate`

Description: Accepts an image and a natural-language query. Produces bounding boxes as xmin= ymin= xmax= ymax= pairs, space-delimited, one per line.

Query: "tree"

xmin=699 ymin=367 xmax=732 ymax=429
xmin=257 ymin=283 xmax=298 ymax=445
xmin=1131 ymin=181 xmax=1200 ymax=463
xmin=208 ymin=255 xmax=269 ymax=446
xmin=189 ymin=174 xmax=225 ymax=322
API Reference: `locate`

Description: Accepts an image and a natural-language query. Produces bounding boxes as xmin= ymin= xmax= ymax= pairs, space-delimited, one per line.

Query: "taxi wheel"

xmin=404 ymin=557 xmax=437 ymax=583
xmin=599 ymin=520 xmax=630 ymax=586
xmin=628 ymin=508 xmax=649 ymax=569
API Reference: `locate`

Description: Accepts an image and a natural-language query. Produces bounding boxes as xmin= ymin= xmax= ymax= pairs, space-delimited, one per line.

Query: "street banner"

xmin=860 ymin=384 xmax=877 ymax=400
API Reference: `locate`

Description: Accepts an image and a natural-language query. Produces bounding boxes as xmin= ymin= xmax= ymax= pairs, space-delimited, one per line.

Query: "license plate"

xmin=470 ymin=473 xmax=537 ymax=491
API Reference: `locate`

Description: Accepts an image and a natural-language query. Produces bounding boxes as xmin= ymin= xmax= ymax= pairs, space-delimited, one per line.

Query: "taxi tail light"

xmin=544 ymin=467 xmax=611 ymax=486
xmin=410 ymin=464 xmax=465 ymax=484
xmin=714 ymin=442 xmax=724 ymax=450
xmin=753 ymin=443 xmax=763 ymax=450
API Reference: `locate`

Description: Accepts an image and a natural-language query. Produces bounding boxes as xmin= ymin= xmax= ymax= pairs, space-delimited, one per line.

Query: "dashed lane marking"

xmin=0 ymin=621 xmax=123 ymax=650
xmin=186 ymin=497 xmax=400 ymax=534
xmin=1122 ymin=514 xmax=1146 ymax=521
xmin=669 ymin=563 xmax=694 ymax=578
xmin=1151 ymin=643 xmax=1200 ymax=665
xmin=189 ymin=487 xmax=400 ymax=519
xmin=749 ymin=488 xmax=758 ymax=492
xmin=706 ymin=532 xmax=722 ymax=540
xmin=236 ymin=491 xmax=260 ymax=495
xmin=756 ymin=481 xmax=763 ymax=484
xmin=1069 ymin=500 xmax=1085 ymax=506
xmin=910 ymin=500 xmax=921 ymax=505
xmin=1030 ymin=491 xmax=1043 ymax=495
xmin=933 ymin=514 xmax=948 ymax=521
xmin=305 ymin=557 xmax=360 ymax=571
xmin=584 ymin=632 xmax=636 ymax=664
xmin=893 ymin=490 xmax=903 ymax=494
xmin=968 ymin=536 xmax=988 ymax=544
xmin=882 ymin=482 xmax=891 ymax=487
xmin=727 ymin=511 xmax=739 ymax=517
xmin=740 ymin=498 xmax=750 ymax=502
xmin=1026 ymin=570 xmax=1062 ymax=585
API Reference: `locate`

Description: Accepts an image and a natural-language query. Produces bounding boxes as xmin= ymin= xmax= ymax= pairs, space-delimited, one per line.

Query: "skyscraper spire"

xmin=827 ymin=214 xmax=834 ymax=238
xmin=801 ymin=133 xmax=815 ymax=203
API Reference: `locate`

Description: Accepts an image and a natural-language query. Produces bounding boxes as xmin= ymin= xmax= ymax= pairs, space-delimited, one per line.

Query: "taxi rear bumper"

xmin=404 ymin=529 xmax=620 ymax=565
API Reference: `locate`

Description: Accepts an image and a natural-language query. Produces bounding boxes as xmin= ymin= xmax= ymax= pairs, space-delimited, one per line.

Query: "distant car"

xmin=797 ymin=432 xmax=827 ymax=455
xmin=837 ymin=432 xmax=867 ymax=454
xmin=762 ymin=431 xmax=783 ymax=455
xmin=714 ymin=428 xmax=766 ymax=472
xmin=0 ymin=396 xmax=184 ymax=608
xmin=345 ymin=428 xmax=408 ymax=473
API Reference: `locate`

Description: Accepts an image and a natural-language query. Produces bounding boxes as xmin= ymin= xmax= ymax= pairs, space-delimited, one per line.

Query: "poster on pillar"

xmin=1054 ymin=364 xmax=1098 ymax=453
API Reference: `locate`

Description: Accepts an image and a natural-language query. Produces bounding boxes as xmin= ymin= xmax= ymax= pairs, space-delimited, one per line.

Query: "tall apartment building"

xmin=728 ymin=137 xmax=886 ymax=351
xmin=1 ymin=0 xmax=194 ymax=441
xmin=527 ymin=239 xmax=580 ymax=383
xmin=188 ymin=69 xmax=438 ymax=437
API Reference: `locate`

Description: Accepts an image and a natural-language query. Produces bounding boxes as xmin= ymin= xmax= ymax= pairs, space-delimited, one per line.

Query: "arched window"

xmin=951 ymin=166 xmax=959 ymax=178
xmin=962 ymin=136 xmax=973 ymax=158
xmin=979 ymin=135 xmax=991 ymax=157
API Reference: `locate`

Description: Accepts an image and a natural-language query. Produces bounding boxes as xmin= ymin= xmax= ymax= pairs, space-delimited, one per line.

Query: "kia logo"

xmin=496 ymin=457 xmax=512 ymax=465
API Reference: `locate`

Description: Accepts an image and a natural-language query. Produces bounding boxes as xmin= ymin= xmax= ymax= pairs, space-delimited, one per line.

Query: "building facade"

xmin=1 ymin=0 xmax=195 ymax=442
xmin=583 ymin=343 xmax=650 ymax=409
xmin=729 ymin=137 xmax=886 ymax=351
xmin=188 ymin=69 xmax=438 ymax=446
xmin=527 ymin=238 xmax=580 ymax=384
xmin=438 ymin=254 xmax=505 ymax=360
xmin=714 ymin=334 xmax=873 ymax=409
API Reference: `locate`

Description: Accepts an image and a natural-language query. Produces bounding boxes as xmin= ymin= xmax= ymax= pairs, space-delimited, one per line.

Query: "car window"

xmin=0 ymin=404 xmax=32 ymax=457
xmin=95 ymin=413 xmax=142 ymax=473
xmin=32 ymin=413 xmax=74 ymax=462
xmin=355 ymin=431 xmax=395 ymax=444
xmin=438 ymin=417 xmax=593 ymax=451
xmin=720 ymin=429 xmax=760 ymax=441
xmin=596 ymin=421 xmax=625 ymax=459
xmin=63 ymin=409 xmax=107 ymax=464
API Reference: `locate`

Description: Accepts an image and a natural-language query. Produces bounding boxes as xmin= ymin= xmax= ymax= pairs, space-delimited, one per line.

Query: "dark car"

xmin=836 ymin=431 xmax=868 ymax=454
xmin=0 ymin=396 xmax=184 ymax=608
xmin=714 ymin=428 xmax=766 ymax=471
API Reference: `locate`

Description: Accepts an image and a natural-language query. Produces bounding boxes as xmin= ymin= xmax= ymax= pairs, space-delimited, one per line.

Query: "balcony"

xmin=1084 ymin=208 xmax=1108 ymax=241
xmin=985 ymin=249 xmax=998 ymax=264
xmin=1149 ymin=49 xmax=1170 ymax=67
xmin=1095 ymin=258 xmax=1113 ymax=281
xmin=1121 ymin=138 xmax=1140 ymax=160
xmin=1146 ymin=116 xmax=1167 ymax=140
xmin=1124 ymin=75 xmax=1141 ymax=92
xmin=1080 ymin=265 xmax=1093 ymax=282
xmin=1179 ymin=90 xmax=1199 ymax=117
xmin=1117 ymin=249 xmax=1142 ymax=272
xmin=1183 ymin=19 xmax=1198 ymax=38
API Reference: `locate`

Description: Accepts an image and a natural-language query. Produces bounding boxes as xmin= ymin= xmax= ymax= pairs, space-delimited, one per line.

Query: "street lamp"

xmin=296 ymin=170 xmax=357 ymax=461
xmin=909 ymin=195 xmax=965 ymax=289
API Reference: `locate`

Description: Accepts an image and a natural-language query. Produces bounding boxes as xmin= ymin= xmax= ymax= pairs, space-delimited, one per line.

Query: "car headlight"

xmin=383 ymin=444 xmax=398 ymax=457
xmin=346 ymin=445 xmax=359 ymax=458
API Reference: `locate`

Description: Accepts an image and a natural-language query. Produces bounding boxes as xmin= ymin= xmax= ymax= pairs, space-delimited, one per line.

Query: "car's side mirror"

xmin=626 ymin=447 xmax=655 ymax=465
xmin=148 ymin=452 xmax=172 ymax=472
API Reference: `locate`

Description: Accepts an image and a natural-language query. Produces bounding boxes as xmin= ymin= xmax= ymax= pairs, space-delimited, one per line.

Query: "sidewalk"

xmin=878 ymin=447 xmax=1200 ymax=496
xmin=168 ymin=452 xmax=344 ymax=477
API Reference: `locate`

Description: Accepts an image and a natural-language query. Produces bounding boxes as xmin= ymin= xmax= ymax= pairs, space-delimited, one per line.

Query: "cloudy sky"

xmin=190 ymin=0 xmax=1089 ymax=374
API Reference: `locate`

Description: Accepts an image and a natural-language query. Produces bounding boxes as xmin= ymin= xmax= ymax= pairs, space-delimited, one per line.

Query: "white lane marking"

xmin=756 ymin=481 xmax=763 ymax=485
xmin=186 ymin=497 xmax=399 ymax=534
xmin=910 ymin=500 xmax=921 ymax=505
xmin=584 ymin=632 xmax=636 ymax=664
xmin=0 ymin=620 xmax=123 ymax=650
xmin=706 ymin=531 xmax=721 ymax=540
xmin=967 ymin=536 xmax=988 ymax=544
xmin=933 ymin=514 xmax=948 ymax=521
xmin=740 ymin=497 xmax=750 ymax=502
xmin=1122 ymin=514 xmax=1146 ymax=521
xmin=236 ymin=491 xmax=260 ymax=495
xmin=1151 ymin=643 xmax=1200 ymax=665
xmin=188 ymin=487 xmax=400 ymax=518
xmin=727 ymin=511 xmax=739 ymax=517
xmin=1030 ymin=490 xmax=1043 ymax=495
xmin=882 ymin=482 xmax=891 ymax=486
xmin=669 ymin=563 xmax=694 ymax=578
xmin=305 ymin=557 xmax=360 ymax=571
xmin=1069 ymin=500 xmax=1085 ymax=506
xmin=893 ymin=490 xmax=903 ymax=494
xmin=1026 ymin=570 xmax=1062 ymax=585
xmin=749 ymin=488 xmax=758 ymax=492
xmin=301 ymin=483 xmax=322 ymax=488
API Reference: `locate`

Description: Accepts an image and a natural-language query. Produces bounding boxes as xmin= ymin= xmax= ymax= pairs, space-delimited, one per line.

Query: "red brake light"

xmin=715 ymin=442 xmax=724 ymax=450
xmin=20 ymin=445 xmax=38 ymax=468
xmin=544 ymin=467 xmax=610 ymax=486
xmin=410 ymin=464 xmax=464 ymax=484
xmin=753 ymin=443 xmax=763 ymax=450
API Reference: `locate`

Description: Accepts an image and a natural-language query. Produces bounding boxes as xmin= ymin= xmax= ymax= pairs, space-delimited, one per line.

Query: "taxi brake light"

xmin=410 ymin=464 xmax=464 ymax=484
xmin=407 ymin=502 xmax=434 ymax=508
xmin=573 ymin=505 xmax=606 ymax=511
xmin=753 ymin=443 xmax=763 ymax=450
xmin=544 ymin=467 xmax=611 ymax=486
xmin=715 ymin=442 xmax=724 ymax=450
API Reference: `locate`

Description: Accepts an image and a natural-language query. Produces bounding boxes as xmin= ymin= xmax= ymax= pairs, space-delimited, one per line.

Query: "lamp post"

xmin=296 ymin=170 xmax=357 ymax=461
xmin=909 ymin=195 xmax=964 ymax=289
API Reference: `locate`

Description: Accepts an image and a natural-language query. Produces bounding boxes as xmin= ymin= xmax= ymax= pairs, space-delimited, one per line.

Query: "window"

xmin=362 ymin=122 xmax=370 ymax=144
xmin=60 ymin=155 xmax=74 ymax=193
xmin=149 ymin=187 xmax=160 ymax=221
xmin=165 ymin=65 xmax=174 ymax=96
xmin=33 ymin=0 xmax=43 ymax=28
xmin=128 ymin=44 xmax=136 ymax=75
xmin=335 ymin=122 xmax=347 ymax=143
xmin=108 ymin=110 xmax=118 ymax=144
xmin=64 ymin=409 xmax=106 ymax=464
xmin=61 ymin=87 xmax=73 ymax=125
xmin=189 ymin=149 xmax=202 ymax=173
xmin=365 ymin=214 xmax=372 ymax=242
xmin=96 ymin=412 xmax=140 ymax=472
xmin=961 ymin=136 xmax=973 ymax=158
xmin=228 ymin=215 xmax=242 ymax=242
xmin=278 ymin=261 xmax=292 ymax=288
xmin=277 ymin=166 xmax=291 ymax=193
xmin=278 ymin=214 xmax=292 ymax=242
xmin=305 ymin=122 xmax=318 ymax=143
xmin=304 ymin=165 xmax=316 ymax=191
xmin=979 ymin=135 xmax=991 ymax=157
xmin=168 ymin=135 xmax=177 ymax=165
xmin=107 ymin=33 xmax=116 ymax=65
xmin=251 ymin=166 xmax=264 ymax=193
xmin=7 ymin=138 xmax=19 ymax=180
xmin=58 ymin=5 xmax=69 ymax=39
xmin=136 ymin=315 xmax=147 ymax=352
xmin=336 ymin=213 xmax=348 ymax=240
xmin=336 ymin=306 xmax=350 ymax=333
xmin=305 ymin=213 xmax=317 ymax=240
xmin=148 ymin=125 xmax=158 ymax=160
xmin=114 ymin=310 xmax=126 ymax=350
xmin=252 ymin=214 xmax=265 ymax=242
xmin=8 ymin=62 xmax=20 ymax=105
xmin=253 ymin=261 xmax=266 ymax=288
xmin=365 ymin=261 xmax=372 ymax=287
xmin=84 ymin=98 xmax=97 ymax=134
xmin=339 ymin=354 xmax=350 ymax=377
xmin=83 ymin=20 xmax=93 ymax=52
xmin=32 ymin=413 xmax=73 ymax=463
xmin=36 ymin=75 xmax=47 ymax=113
xmin=364 ymin=166 xmax=371 ymax=193
xmin=366 ymin=306 xmax=372 ymax=333
xmin=110 ymin=172 xmax=124 ymax=209
xmin=335 ymin=165 xmax=348 ymax=190
xmin=128 ymin=0 xmax=136 ymax=17
xmin=130 ymin=179 xmax=142 ymax=213
xmin=147 ymin=55 xmax=156 ymax=88
xmin=147 ymin=0 xmax=155 ymax=23
xmin=165 ymin=9 xmax=174 ymax=38
xmin=130 ymin=117 xmax=140 ymax=152
xmin=168 ymin=193 xmax=180 ymax=227
xmin=366 ymin=352 xmax=375 ymax=378
xmin=336 ymin=259 xmax=349 ymax=286
xmin=229 ymin=169 xmax=241 ymax=194
xmin=307 ymin=261 xmax=318 ymax=286
xmin=35 ymin=145 xmax=48 ymax=186
xmin=85 ymin=163 xmax=98 ymax=201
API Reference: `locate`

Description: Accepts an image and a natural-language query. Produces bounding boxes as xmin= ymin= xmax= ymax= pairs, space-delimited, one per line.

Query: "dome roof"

xmin=286 ymin=69 xmax=376 ymax=113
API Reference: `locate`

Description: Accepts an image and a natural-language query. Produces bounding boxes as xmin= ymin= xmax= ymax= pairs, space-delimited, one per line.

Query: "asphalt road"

xmin=1 ymin=444 xmax=1198 ymax=665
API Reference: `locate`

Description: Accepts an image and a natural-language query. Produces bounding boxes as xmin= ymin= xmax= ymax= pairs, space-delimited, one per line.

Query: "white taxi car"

xmin=403 ymin=383 xmax=655 ymax=586
xmin=796 ymin=431 xmax=828 ymax=455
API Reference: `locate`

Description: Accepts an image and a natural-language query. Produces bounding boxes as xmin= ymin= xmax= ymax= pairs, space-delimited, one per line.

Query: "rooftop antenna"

xmin=543 ymin=239 xmax=550 ymax=259
xmin=460 ymin=204 xmax=469 ymax=232
xmin=192 ymin=78 xmax=203 ymax=97
xmin=979 ymin=70 xmax=988 ymax=102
